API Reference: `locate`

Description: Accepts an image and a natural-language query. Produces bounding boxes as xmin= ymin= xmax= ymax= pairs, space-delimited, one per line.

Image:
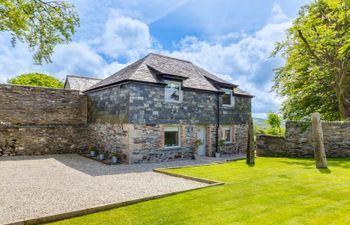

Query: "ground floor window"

xmin=164 ymin=127 xmax=181 ymax=148
xmin=223 ymin=127 xmax=232 ymax=143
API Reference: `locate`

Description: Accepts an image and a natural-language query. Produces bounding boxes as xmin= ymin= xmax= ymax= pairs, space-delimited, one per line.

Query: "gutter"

xmin=215 ymin=92 xmax=221 ymax=154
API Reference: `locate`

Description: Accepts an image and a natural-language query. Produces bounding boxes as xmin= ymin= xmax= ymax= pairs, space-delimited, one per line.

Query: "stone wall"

xmin=87 ymin=84 xmax=129 ymax=123
xmin=256 ymin=135 xmax=286 ymax=157
xmin=127 ymin=82 xmax=251 ymax=125
xmin=219 ymin=124 xmax=248 ymax=155
xmin=87 ymin=123 xmax=129 ymax=163
xmin=0 ymin=84 xmax=88 ymax=157
xmin=0 ymin=125 xmax=88 ymax=156
xmin=0 ymin=84 xmax=87 ymax=125
xmin=128 ymin=124 xmax=195 ymax=163
xmin=85 ymin=82 xmax=251 ymax=163
xmin=257 ymin=121 xmax=350 ymax=158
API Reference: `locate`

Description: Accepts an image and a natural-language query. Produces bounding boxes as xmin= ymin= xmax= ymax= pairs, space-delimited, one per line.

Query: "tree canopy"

xmin=8 ymin=73 xmax=63 ymax=88
xmin=273 ymin=0 xmax=350 ymax=120
xmin=0 ymin=0 xmax=79 ymax=64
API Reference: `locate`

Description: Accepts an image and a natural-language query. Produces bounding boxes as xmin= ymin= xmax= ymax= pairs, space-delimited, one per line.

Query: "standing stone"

xmin=311 ymin=112 xmax=327 ymax=168
xmin=246 ymin=116 xmax=255 ymax=164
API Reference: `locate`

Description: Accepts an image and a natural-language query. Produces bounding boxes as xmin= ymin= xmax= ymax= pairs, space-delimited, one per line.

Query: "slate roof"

xmin=234 ymin=87 xmax=254 ymax=97
xmin=64 ymin=75 xmax=102 ymax=93
xmin=86 ymin=53 xmax=252 ymax=97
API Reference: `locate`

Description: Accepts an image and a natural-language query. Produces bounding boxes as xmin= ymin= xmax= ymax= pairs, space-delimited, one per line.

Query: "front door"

xmin=197 ymin=126 xmax=206 ymax=156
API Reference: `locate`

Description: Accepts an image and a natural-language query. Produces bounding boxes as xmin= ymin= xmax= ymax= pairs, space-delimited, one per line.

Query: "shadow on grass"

xmin=327 ymin=159 xmax=350 ymax=169
xmin=277 ymin=159 xmax=314 ymax=168
xmin=276 ymin=157 xmax=350 ymax=170
xmin=318 ymin=168 xmax=332 ymax=174
xmin=247 ymin=163 xmax=255 ymax=167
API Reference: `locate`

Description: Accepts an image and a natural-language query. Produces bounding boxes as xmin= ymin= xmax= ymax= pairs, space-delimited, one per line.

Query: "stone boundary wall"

xmin=0 ymin=84 xmax=88 ymax=156
xmin=257 ymin=121 xmax=350 ymax=158
xmin=0 ymin=125 xmax=88 ymax=156
xmin=0 ymin=84 xmax=87 ymax=125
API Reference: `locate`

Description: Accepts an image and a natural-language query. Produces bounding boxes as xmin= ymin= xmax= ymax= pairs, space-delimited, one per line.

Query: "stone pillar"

xmin=246 ymin=117 xmax=255 ymax=164
xmin=311 ymin=113 xmax=327 ymax=168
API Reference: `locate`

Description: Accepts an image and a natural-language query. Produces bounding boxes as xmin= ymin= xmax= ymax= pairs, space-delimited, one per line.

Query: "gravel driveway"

xmin=0 ymin=154 xmax=213 ymax=224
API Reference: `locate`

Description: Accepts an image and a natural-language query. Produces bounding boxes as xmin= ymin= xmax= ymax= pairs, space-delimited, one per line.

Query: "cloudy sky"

xmin=0 ymin=0 xmax=311 ymax=118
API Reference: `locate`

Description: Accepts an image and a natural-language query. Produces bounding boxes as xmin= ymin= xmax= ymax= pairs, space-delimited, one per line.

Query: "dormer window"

xmin=221 ymin=88 xmax=233 ymax=106
xmin=164 ymin=80 xmax=182 ymax=102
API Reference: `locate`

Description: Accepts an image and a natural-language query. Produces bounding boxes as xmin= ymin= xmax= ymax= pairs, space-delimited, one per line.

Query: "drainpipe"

xmin=215 ymin=92 xmax=221 ymax=154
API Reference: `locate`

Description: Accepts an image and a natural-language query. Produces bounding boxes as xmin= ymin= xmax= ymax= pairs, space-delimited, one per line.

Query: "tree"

xmin=8 ymin=73 xmax=63 ymax=88
xmin=0 ymin=0 xmax=79 ymax=64
xmin=272 ymin=0 xmax=350 ymax=120
xmin=265 ymin=112 xmax=284 ymax=136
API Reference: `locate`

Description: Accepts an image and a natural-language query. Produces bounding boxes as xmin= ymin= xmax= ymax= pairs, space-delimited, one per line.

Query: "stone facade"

xmin=0 ymin=81 xmax=251 ymax=163
xmin=87 ymin=123 xmax=129 ymax=163
xmin=0 ymin=84 xmax=88 ymax=157
xmin=257 ymin=121 xmax=350 ymax=158
xmin=219 ymin=124 xmax=249 ymax=155
xmin=86 ymin=82 xmax=252 ymax=162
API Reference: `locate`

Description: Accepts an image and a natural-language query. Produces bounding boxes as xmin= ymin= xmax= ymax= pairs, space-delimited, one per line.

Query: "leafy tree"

xmin=265 ymin=112 xmax=284 ymax=136
xmin=0 ymin=0 xmax=79 ymax=64
xmin=8 ymin=73 xmax=63 ymax=88
xmin=273 ymin=0 xmax=350 ymax=120
xmin=254 ymin=113 xmax=285 ymax=137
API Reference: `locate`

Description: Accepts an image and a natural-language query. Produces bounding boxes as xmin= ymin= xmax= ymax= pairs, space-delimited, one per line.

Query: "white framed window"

xmin=164 ymin=127 xmax=181 ymax=148
xmin=223 ymin=127 xmax=232 ymax=143
xmin=164 ymin=80 xmax=182 ymax=102
xmin=221 ymin=88 xmax=233 ymax=106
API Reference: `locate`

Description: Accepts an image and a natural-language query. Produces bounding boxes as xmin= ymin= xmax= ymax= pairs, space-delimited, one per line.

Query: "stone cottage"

xmin=68 ymin=53 xmax=253 ymax=163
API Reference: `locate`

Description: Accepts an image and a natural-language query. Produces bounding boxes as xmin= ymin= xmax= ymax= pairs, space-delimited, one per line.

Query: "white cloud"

xmin=96 ymin=11 xmax=152 ymax=60
xmin=159 ymin=3 xmax=291 ymax=113
xmin=0 ymin=1 xmax=291 ymax=115
xmin=46 ymin=42 xmax=106 ymax=79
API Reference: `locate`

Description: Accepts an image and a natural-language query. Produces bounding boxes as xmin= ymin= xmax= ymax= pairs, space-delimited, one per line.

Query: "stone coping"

xmin=0 ymin=83 xmax=80 ymax=93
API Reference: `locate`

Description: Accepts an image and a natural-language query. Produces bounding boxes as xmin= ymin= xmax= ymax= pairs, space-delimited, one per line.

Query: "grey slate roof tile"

xmin=86 ymin=53 xmax=252 ymax=97
xmin=64 ymin=75 xmax=102 ymax=92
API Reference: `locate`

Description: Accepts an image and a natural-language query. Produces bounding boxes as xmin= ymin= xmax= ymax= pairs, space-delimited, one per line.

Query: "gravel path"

xmin=0 ymin=154 xmax=237 ymax=224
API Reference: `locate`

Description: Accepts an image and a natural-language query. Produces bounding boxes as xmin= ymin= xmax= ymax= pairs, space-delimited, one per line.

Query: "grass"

xmin=48 ymin=157 xmax=350 ymax=225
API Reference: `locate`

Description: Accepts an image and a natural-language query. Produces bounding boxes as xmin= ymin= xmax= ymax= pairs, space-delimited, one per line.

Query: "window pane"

xmin=222 ymin=93 xmax=231 ymax=105
xmin=222 ymin=89 xmax=232 ymax=105
xmin=165 ymin=81 xmax=180 ymax=102
xmin=165 ymin=131 xmax=179 ymax=147
xmin=224 ymin=128 xmax=231 ymax=142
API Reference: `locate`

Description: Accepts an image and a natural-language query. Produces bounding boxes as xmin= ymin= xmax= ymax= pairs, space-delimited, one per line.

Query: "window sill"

xmin=164 ymin=146 xmax=182 ymax=150
xmin=164 ymin=101 xmax=182 ymax=104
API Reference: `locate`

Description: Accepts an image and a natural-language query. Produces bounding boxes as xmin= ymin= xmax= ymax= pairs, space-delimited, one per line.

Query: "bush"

xmin=8 ymin=73 xmax=63 ymax=88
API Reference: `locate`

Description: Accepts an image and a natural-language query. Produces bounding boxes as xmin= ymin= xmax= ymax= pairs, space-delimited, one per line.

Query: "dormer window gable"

xmin=164 ymin=79 xmax=183 ymax=103
xmin=221 ymin=87 xmax=235 ymax=107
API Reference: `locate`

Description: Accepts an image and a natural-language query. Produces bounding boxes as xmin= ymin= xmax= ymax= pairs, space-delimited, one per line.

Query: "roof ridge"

xmin=148 ymin=53 xmax=192 ymax=63
xmin=66 ymin=75 xmax=102 ymax=80
xmin=85 ymin=56 xmax=147 ymax=91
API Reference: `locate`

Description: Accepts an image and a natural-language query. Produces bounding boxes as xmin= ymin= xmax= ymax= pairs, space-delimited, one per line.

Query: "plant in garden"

xmin=8 ymin=73 xmax=63 ymax=88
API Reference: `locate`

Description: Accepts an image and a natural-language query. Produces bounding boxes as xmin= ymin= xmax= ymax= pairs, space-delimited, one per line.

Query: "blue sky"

xmin=0 ymin=0 xmax=311 ymax=118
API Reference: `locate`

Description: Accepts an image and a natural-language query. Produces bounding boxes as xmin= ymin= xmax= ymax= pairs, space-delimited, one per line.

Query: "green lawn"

xmin=49 ymin=157 xmax=350 ymax=225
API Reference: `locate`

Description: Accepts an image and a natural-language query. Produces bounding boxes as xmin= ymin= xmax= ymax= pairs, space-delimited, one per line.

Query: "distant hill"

xmin=253 ymin=118 xmax=286 ymax=128
xmin=253 ymin=118 xmax=268 ymax=128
